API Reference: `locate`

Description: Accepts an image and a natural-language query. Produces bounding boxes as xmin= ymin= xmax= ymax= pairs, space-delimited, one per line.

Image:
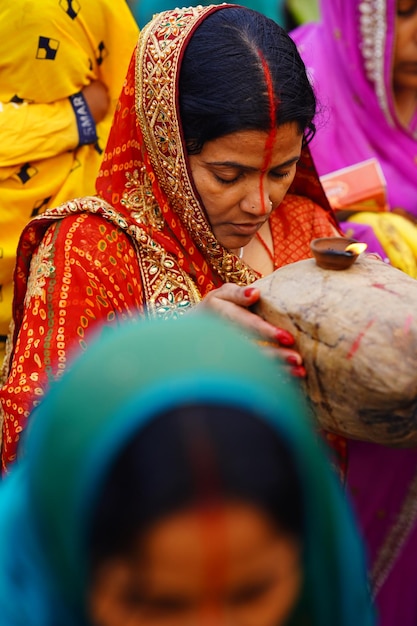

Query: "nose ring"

xmin=250 ymin=201 xmax=273 ymax=209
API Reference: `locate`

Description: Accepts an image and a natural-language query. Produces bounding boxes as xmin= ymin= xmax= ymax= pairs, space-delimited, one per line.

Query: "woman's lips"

xmin=231 ymin=222 xmax=264 ymax=235
xmin=398 ymin=62 xmax=417 ymax=74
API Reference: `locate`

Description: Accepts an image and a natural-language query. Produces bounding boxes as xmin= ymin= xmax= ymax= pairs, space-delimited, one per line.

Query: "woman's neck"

xmin=394 ymin=87 xmax=417 ymax=126
xmin=239 ymin=221 xmax=275 ymax=277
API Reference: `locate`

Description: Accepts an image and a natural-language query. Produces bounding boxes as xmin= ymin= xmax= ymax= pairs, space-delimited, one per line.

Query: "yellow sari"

xmin=0 ymin=0 xmax=138 ymax=339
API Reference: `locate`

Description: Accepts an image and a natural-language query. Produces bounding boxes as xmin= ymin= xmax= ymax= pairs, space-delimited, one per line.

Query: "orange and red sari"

xmin=0 ymin=5 xmax=337 ymax=470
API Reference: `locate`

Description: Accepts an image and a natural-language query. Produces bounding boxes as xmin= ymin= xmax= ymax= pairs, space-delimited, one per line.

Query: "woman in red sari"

xmin=0 ymin=4 xmax=338 ymax=470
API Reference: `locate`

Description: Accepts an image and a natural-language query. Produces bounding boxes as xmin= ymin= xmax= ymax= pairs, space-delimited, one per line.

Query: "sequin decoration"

xmin=358 ymin=0 xmax=393 ymax=125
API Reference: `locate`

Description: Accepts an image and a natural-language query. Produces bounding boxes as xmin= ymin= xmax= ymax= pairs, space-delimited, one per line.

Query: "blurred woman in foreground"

xmin=0 ymin=314 xmax=373 ymax=626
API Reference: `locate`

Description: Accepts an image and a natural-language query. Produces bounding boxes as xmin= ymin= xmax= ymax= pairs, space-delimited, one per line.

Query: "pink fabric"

xmin=291 ymin=0 xmax=417 ymax=215
xmin=347 ymin=442 xmax=417 ymax=626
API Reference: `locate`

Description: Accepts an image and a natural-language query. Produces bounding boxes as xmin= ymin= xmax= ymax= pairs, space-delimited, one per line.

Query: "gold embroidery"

xmin=133 ymin=229 xmax=202 ymax=318
xmin=24 ymin=241 xmax=55 ymax=306
xmin=30 ymin=197 xmax=202 ymax=320
xmin=121 ymin=167 xmax=164 ymax=230
xmin=136 ymin=6 xmax=258 ymax=288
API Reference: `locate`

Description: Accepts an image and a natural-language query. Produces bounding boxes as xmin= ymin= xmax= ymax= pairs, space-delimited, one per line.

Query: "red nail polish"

xmin=291 ymin=365 xmax=306 ymax=378
xmin=285 ymin=354 xmax=299 ymax=366
xmin=244 ymin=287 xmax=256 ymax=298
xmin=275 ymin=328 xmax=294 ymax=346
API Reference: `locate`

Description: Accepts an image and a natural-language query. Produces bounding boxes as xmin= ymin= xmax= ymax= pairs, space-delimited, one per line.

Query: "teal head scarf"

xmin=0 ymin=314 xmax=374 ymax=625
xmin=130 ymin=1 xmax=287 ymax=29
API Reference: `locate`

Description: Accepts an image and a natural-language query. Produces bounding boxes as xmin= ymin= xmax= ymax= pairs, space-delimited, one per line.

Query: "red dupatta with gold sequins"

xmin=96 ymin=5 xmax=258 ymax=301
xmin=95 ymin=4 xmax=336 ymax=300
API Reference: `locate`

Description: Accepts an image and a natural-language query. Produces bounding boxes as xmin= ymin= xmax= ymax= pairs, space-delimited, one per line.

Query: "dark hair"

xmin=89 ymin=403 xmax=304 ymax=570
xmin=179 ymin=7 xmax=316 ymax=155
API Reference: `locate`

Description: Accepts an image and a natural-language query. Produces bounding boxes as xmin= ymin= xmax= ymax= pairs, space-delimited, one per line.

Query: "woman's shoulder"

xmin=22 ymin=196 xmax=134 ymax=248
xmin=15 ymin=197 xmax=138 ymax=291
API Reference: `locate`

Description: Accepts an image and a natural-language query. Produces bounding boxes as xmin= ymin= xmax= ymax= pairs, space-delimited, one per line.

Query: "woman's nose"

xmin=240 ymin=192 xmax=272 ymax=216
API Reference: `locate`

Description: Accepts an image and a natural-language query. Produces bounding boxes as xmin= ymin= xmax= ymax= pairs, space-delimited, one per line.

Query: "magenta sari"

xmin=347 ymin=442 xmax=417 ymax=625
xmin=291 ymin=0 xmax=417 ymax=214
xmin=292 ymin=4 xmax=417 ymax=623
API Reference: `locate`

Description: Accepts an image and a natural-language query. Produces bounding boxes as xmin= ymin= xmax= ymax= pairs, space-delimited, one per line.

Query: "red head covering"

xmin=96 ymin=5 xmax=258 ymax=295
xmin=96 ymin=4 xmax=336 ymax=296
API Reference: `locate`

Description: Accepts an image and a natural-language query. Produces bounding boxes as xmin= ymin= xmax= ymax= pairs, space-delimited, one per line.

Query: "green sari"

xmin=130 ymin=0 xmax=287 ymax=27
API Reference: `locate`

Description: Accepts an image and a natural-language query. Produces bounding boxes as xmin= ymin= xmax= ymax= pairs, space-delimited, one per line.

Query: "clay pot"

xmin=254 ymin=256 xmax=417 ymax=446
xmin=310 ymin=237 xmax=361 ymax=270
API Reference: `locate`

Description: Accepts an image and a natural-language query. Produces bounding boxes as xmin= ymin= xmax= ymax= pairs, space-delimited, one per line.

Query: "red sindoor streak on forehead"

xmin=182 ymin=417 xmax=229 ymax=620
xmin=257 ymin=50 xmax=279 ymax=215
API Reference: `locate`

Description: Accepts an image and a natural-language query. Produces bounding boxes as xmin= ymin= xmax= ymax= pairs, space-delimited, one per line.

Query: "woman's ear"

xmin=89 ymin=558 xmax=139 ymax=626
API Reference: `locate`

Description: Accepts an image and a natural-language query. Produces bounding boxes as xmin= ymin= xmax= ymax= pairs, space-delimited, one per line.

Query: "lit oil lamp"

xmin=310 ymin=237 xmax=368 ymax=270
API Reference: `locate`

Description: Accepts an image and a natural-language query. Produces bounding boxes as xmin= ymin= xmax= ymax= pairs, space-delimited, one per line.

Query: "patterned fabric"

xmin=0 ymin=4 xmax=337 ymax=470
xmin=270 ymin=194 xmax=336 ymax=266
xmin=0 ymin=0 xmax=139 ymax=339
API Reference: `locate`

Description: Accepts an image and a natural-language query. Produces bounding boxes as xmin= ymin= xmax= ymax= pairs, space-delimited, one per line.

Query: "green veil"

xmin=130 ymin=1 xmax=287 ymax=28
xmin=0 ymin=314 xmax=374 ymax=625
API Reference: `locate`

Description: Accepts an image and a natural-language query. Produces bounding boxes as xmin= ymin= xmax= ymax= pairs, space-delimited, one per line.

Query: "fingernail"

xmin=290 ymin=365 xmax=306 ymax=378
xmin=275 ymin=329 xmax=294 ymax=346
xmin=285 ymin=354 xmax=300 ymax=366
xmin=244 ymin=287 xmax=256 ymax=298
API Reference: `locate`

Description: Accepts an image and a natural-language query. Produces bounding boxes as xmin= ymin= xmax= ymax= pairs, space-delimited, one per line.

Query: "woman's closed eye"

xmin=227 ymin=576 xmax=276 ymax=606
xmin=142 ymin=594 xmax=192 ymax=615
xmin=270 ymin=168 xmax=292 ymax=180
xmin=213 ymin=170 xmax=244 ymax=185
xmin=397 ymin=0 xmax=417 ymax=17
xmin=213 ymin=168 xmax=293 ymax=186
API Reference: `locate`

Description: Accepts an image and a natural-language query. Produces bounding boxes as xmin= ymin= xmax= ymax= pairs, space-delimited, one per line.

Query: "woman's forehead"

xmin=197 ymin=126 xmax=303 ymax=167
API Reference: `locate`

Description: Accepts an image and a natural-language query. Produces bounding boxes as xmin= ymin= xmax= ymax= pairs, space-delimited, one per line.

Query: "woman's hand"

xmin=82 ymin=80 xmax=110 ymax=124
xmin=365 ymin=252 xmax=384 ymax=262
xmin=199 ymin=284 xmax=306 ymax=378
